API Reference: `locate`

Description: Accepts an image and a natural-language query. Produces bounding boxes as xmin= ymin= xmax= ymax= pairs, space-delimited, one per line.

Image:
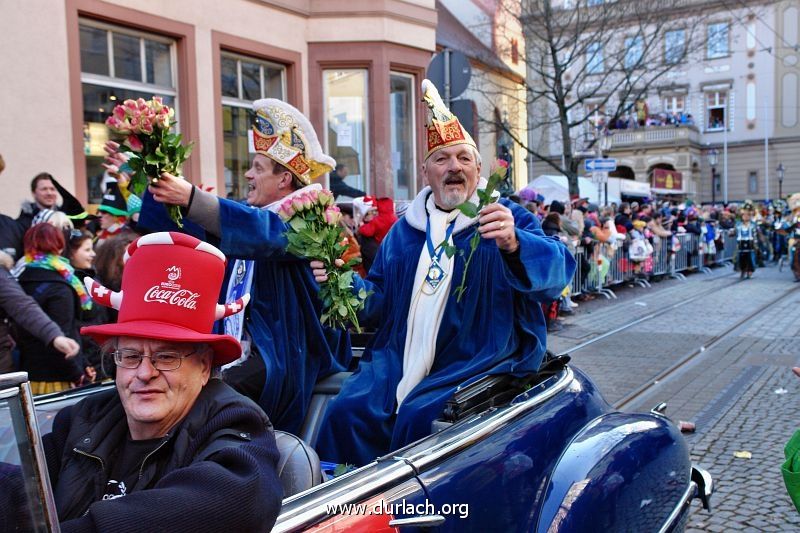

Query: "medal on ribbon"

xmin=424 ymin=215 xmax=456 ymax=293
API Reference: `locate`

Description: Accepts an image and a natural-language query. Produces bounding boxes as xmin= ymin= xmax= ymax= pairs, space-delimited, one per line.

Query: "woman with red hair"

xmin=15 ymin=223 xmax=91 ymax=393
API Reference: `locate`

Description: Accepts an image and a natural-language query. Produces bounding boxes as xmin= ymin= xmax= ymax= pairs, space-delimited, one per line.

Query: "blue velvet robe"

xmin=139 ymin=193 xmax=351 ymax=434
xmin=315 ymin=198 xmax=576 ymax=466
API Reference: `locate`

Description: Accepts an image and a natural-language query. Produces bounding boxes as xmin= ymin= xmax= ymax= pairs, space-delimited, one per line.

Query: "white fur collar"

xmin=405 ymin=178 xmax=488 ymax=235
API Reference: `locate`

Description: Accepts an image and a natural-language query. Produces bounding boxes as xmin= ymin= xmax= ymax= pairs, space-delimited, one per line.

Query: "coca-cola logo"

xmin=144 ymin=286 xmax=200 ymax=310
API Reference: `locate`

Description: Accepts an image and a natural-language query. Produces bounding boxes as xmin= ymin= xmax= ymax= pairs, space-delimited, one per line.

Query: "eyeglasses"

xmin=111 ymin=348 xmax=197 ymax=371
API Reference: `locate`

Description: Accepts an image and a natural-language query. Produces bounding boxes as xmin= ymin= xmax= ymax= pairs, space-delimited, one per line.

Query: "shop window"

xmin=324 ymin=69 xmax=370 ymax=194
xmin=219 ymin=52 xmax=286 ymax=200
xmin=586 ymin=42 xmax=604 ymax=74
xmin=707 ymin=22 xmax=730 ymax=59
xmin=705 ymin=91 xmax=727 ymax=131
xmin=389 ymin=73 xmax=416 ymax=200
xmin=748 ymin=171 xmax=758 ymax=194
xmin=79 ymin=20 xmax=177 ymax=203
xmin=664 ymin=29 xmax=686 ymax=64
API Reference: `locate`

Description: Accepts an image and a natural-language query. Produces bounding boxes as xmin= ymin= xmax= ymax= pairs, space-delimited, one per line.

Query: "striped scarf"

xmin=24 ymin=253 xmax=92 ymax=310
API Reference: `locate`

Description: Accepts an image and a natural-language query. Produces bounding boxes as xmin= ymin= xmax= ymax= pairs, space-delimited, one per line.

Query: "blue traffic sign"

xmin=585 ymin=159 xmax=617 ymax=172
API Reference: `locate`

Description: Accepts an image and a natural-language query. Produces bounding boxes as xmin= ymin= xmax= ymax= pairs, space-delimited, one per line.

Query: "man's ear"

xmin=199 ymin=348 xmax=213 ymax=385
xmin=278 ymin=171 xmax=294 ymax=190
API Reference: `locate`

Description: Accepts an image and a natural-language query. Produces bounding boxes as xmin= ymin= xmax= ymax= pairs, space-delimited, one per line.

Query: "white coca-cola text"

xmin=144 ymin=286 xmax=200 ymax=310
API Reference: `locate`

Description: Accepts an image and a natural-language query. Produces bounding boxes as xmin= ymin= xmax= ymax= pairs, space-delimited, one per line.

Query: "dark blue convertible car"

xmin=1 ymin=353 xmax=711 ymax=532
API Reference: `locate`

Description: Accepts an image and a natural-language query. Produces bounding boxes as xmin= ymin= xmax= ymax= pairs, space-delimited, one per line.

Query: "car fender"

xmin=536 ymin=412 xmax=691 ymax=533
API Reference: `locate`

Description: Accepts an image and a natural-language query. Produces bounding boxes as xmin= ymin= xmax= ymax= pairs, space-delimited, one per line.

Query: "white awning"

xmin=619 ymin=180 xmax=651 ymax=197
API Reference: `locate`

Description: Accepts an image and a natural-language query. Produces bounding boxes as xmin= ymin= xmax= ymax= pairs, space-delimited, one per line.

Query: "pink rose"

xmin=123 ymin=99 xmax=138 ymax=112
xmin=301 ymin=193 xmax=313 ymax=210
xmin=125 ymin=135 xmax=144 ymax=152
xmin=292 ymin=197 xmax=305 ymax=213
xmin=318 ymin=190 xmax=333 ymax=207
xmin=324 ymin=206 xmax=342 ymax=226
xmin=140 ymin=120 xmax=154 ymax=135
xmin=277 ymin=199 xmax=295 ymax=221
xmin=496 ymin=159 xmax=509 ymax=168
xmin=113 ymin=105 xmax=126 ymax=120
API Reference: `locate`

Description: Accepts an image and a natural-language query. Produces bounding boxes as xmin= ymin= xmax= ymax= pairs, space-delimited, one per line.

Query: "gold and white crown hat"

xmin=250 ymin=99 xmax=336 ymax=185
xmin=421 ymin=79 xmax=477 ymax=160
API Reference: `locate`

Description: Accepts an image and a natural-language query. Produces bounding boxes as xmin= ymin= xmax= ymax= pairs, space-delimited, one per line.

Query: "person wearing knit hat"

xmin=312 ymin=79 xmax=576 ymax=466
xmin=25 ymin=231 xmax=283 ymax=530
xmin=135 ymin=98 xmax=349 ymax=434
xmin=95 ymin=182 xmax=130 ymax=247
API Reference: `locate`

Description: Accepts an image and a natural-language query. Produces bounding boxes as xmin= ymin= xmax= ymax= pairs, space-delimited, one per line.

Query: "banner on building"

xmin=652 ymin=168 xmax=683 ymax=191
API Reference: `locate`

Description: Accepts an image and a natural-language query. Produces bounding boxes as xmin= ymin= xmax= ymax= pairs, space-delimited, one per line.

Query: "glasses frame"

xmin=111 ymin=348 xmax=197 ymax=371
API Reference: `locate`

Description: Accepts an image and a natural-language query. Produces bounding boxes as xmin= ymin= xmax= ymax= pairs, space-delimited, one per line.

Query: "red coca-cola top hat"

xmin=80 ymin=232 xmax=249 ymax=366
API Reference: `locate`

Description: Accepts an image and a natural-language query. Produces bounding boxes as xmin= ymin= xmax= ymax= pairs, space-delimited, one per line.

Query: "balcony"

xmin=607 ymin=125 xmax=700 ymax=150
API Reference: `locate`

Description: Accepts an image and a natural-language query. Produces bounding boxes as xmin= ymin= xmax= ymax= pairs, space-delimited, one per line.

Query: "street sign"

xmin=427 ymin=50 xmax=472 ymax=102
xmin=450 ymin=99 xmax=475 ymax=138
xmin=591 ymin=171 xmax=608 ymax=184
xmin=585 ymin=158 xmax=617 ymax=172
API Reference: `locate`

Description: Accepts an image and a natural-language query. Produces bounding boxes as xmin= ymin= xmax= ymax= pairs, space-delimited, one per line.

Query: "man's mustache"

xmin=444 ymin=173 xmax=466 ymax=185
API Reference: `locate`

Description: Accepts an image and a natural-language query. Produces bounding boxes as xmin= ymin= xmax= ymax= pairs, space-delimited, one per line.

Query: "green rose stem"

xmin=448 ymin=164 xmax=508 ymax=303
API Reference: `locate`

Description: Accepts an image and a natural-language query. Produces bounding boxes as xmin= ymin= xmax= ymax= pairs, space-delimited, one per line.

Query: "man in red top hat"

xmin=23 ymin=232 xmax=282 ymax=532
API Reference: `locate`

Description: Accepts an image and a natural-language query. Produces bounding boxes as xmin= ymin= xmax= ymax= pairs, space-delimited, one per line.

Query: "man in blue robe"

xmin=313 ymin=80 xmax=576 ymax=466
xmin=135 ymin=98 xmax=351 ymax=434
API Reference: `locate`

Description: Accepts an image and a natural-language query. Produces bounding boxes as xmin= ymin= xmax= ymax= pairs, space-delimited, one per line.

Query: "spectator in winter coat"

xmin=0 ymin=250 xmax=79 ymax=373
xmin=15 ymin=224 xmax=90 ymax=393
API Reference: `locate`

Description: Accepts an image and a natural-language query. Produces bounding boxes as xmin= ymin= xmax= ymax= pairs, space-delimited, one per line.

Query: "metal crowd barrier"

xmin=567 ymin=230 xmax=744 ymax=299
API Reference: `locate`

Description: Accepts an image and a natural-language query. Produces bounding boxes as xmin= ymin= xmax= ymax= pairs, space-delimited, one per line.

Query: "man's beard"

xmin=437 ymin=188 xmax=468 ymax=210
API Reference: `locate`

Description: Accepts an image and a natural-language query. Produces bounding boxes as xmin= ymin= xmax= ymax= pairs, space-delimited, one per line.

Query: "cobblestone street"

xmin=549 ymin=264 xmax=800 ymax=531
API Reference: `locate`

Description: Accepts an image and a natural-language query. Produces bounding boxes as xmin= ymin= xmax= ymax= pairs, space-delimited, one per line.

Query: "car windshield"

xmin=0 ymin=376 xmax=59 ymax=532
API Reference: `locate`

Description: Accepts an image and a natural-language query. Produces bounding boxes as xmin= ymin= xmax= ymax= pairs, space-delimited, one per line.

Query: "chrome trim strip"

xmin=657 ymin=479 xmax=696 ymax=533
xmin=273 ymin=367 xmax=575 ymax=532
xmin=20 ymin=382 xmax=62 ymax=532
xmin=404 ymin=367 xmax=574 ymax=470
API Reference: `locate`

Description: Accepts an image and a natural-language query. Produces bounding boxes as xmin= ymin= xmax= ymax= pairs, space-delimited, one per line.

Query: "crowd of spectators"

xmin=505 ymin=192 xmax=796 ymax=331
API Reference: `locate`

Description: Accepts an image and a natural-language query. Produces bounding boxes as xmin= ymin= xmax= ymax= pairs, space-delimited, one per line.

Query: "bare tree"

xmin=477 ymin=0 xmax=717 ymax=196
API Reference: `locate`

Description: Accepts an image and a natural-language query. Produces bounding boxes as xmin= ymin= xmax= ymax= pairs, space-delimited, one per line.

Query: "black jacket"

xmin=16 ymin=267 xmax=83 ymax=382
xmin=44 ymin=379 xmax=282 ymax=533
xmin=329 ymin=174 xmax=366 ymax=199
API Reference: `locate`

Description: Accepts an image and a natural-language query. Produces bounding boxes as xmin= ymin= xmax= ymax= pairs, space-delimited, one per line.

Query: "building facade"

xmin=0 ymin=0 xmax=437 ymax=215
xmin=524 ymin=0 xmax=799 ymax=204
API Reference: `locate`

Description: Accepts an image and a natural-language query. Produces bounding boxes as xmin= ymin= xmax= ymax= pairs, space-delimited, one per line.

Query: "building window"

xmin=220 ymin=52 xmax=286 ymax=200
xmin=511 ymin=38 xmax=519 ymax=65
xmin=663 ymin=95 xmax=685 ymax=115
xmin=389 ymin=73 xmax=416 ymax=201
xmin=707 ymin=22 xmax=730 ymax=59
xmin=705 ymin=91 xmax=727 ymax=131
xmin=748 ymin=171 xmax=758 ymax=194
xmin=624 ymin=36 xmax=644 ymax=70
xmin=324 ymin=69 xmax=370 ymax=194
xmin=586 ymin=42 xmax=604 ymax=74
xmin=664 ymin=29 xmax=686 ymax=64
xmin=79 ymin=20 xmax=177 ymax=203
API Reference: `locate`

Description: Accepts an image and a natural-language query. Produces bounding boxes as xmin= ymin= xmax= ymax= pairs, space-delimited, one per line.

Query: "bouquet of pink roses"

xmin=277 ymin=189 xmax=369 ymax=332
xmin=105 ymin=97 xmax=193 ymax=226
